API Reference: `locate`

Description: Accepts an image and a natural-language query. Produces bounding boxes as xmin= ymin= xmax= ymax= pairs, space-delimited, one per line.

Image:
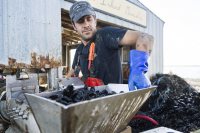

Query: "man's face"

xmin=73 ymin=15 xmax=97 ymax=42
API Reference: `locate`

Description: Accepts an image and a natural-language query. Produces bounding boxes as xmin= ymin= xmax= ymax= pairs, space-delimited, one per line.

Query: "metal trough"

xmin=25 ymin=85 xmax=156 ymax=133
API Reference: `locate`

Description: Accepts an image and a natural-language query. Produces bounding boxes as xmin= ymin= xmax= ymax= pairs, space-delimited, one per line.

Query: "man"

xmin=67 ymin=1 xmax=154 ymax=90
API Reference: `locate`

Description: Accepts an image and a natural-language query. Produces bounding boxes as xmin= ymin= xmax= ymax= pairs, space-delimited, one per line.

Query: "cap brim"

xmin=73 ymin=9 xmax=95 ymax=22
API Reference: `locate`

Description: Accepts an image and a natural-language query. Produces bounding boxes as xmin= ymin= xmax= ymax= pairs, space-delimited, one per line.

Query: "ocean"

xmin=164 ymin=65 xmax=200 ymax=79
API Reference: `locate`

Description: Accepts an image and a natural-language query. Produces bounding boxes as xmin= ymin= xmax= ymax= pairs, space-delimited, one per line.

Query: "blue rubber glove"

xmin=128 ymin=50 xmax=151 ymax=91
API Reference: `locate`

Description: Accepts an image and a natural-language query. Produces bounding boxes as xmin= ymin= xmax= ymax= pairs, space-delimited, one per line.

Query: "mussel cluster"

xmin=129 ymin=74 xmax=200 ymax=133
xmin=47 ymin=85 xmax=117 ymax=106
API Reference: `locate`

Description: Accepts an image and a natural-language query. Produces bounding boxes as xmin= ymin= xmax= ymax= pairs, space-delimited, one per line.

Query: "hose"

xmin=132 ymin=114 xmax=159 ymax=126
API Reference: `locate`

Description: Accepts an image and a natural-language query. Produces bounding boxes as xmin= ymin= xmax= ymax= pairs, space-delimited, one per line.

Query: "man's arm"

xmin=120 ymin=30 xmax=154 ymax=54
xmin=120 ymin=30 xmax=154 ymax=90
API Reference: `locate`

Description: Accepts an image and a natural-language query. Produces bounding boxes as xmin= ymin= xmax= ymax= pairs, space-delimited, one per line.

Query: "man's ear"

xmin=72 ymin=22 xmax=77 ymax=31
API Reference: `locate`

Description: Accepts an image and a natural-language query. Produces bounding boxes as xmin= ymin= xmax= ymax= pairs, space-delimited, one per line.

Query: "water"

xmin=164 ymin=65 xmax=200 ymax=79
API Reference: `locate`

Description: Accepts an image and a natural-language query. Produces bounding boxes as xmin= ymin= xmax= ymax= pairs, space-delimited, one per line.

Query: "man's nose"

xmin=83 ymin=20 xmax=90 ymax=27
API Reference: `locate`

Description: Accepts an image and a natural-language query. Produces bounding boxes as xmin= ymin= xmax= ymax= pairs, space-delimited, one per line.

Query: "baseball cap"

xmin=69 ymin=1 xmax=96 ymax=22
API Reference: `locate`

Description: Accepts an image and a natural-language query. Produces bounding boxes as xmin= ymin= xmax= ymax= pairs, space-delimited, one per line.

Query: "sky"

xmin=139 ymin=0 xmax=200 ymax=66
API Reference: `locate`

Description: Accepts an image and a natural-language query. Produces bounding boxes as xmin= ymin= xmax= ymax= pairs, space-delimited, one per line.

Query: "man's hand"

xmin=66 ymin=69 xmax=75 ymax=78
xmin=128 ymin=50 xmax=151 ymax=91
xmin=120 ymin=30 xmax=153 ymax=90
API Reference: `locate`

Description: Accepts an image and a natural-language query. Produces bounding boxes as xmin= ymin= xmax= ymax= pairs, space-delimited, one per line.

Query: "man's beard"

xmin=81 ymin=33 xmax=94 ymax=42
xmin=82 ymin=36 xmax=93 ymax=42
xmin=81 ymin=28 xmax=96 ymax=42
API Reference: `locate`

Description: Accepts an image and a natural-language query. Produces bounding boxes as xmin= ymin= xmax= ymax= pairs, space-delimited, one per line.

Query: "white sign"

xmin=81 ymin=0 xmax=147 ymax=26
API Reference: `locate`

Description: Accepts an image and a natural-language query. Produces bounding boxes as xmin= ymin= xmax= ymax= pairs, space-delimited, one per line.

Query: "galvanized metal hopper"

xmin=25 ymin=85 xmax=156 ymax=133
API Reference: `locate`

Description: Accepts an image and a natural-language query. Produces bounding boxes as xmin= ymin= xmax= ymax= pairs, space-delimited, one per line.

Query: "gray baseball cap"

xmin=69 ymin=1 xmax=96 ymax=22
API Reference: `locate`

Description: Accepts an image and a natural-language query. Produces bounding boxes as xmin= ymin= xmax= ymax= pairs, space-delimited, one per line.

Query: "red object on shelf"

xmin=84 ymin=77 xmax=104 ymax=87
